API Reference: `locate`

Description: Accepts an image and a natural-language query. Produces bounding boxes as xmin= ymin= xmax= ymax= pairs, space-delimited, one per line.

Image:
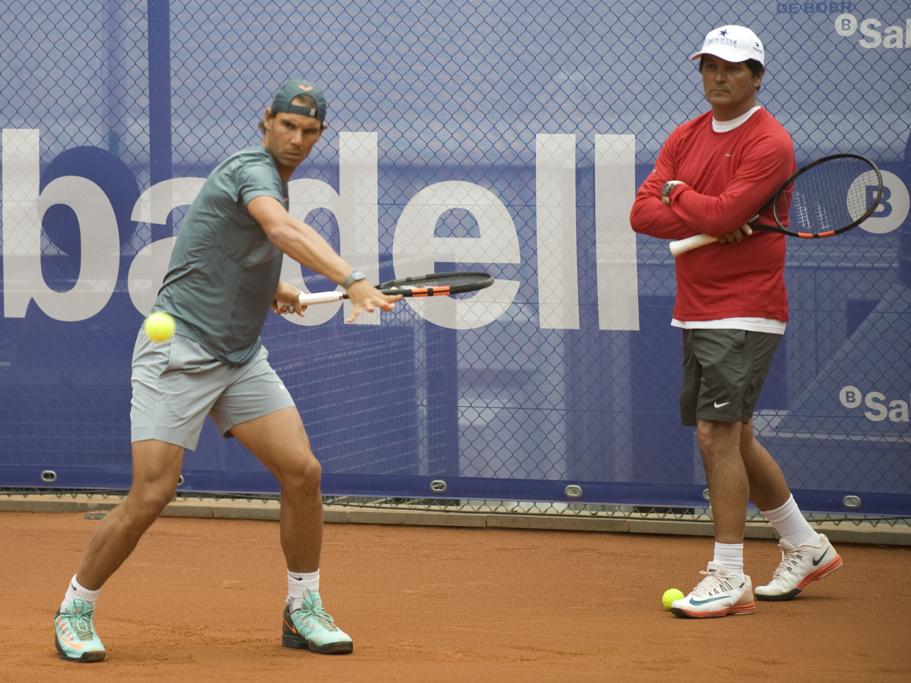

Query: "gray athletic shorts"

xmin=130 ymin=331 xmax=295 ymax=450
xmin=680 ymin=328 xmax=781 ymax=426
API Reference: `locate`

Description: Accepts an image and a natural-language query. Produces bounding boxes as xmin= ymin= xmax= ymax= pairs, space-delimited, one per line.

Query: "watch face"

xmin=663 ymin=181 xmax=681 ymax=197
xmin=343 ymin=271 xmax=367 ymax=288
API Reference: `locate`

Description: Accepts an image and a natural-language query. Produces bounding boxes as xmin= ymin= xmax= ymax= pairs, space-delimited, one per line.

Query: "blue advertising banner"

xmin=0 ymin=1 xmax=908 ymax=513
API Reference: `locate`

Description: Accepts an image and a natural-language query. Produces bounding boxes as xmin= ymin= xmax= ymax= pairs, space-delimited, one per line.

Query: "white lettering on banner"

xmin=285 ymin=131 xmax=380 ymax=327
xmin=2 ymin=129 xmax=119 ymax=321
xmin=839 ymin=385 xmax=911 ymax=424
xmin=595 ymin=134 xmax=639 ymax=331
xmin=0 ymin=128 xmax=642 ymax=330
xmin=393 ymin=180 xmax=521 ymax=329
xmin=835 ymin=14 xmax=911 ymax=49
xmin=536 ymin=134 xmax=580 ymax=329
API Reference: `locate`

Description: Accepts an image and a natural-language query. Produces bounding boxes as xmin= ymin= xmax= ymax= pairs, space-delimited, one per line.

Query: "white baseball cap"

xmin=689 ymin=25 xmax=765 ymax=66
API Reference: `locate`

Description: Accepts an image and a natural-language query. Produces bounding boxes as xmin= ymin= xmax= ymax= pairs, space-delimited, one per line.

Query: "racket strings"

xmin=784 ymin=159 xmax=880 ymax=235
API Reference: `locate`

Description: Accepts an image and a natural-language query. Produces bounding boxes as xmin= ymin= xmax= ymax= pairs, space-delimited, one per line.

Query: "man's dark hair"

xmin=744 ymin=59 xmax=764 ymax=79
xmin=258 ymin=94 xmax=327 ymax=134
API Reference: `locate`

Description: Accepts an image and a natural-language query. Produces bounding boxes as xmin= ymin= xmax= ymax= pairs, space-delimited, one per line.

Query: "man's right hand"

xmin=716 ymin=223 xmax=753 ymax=245
xmin=344 ymin=280 xmax=401 ymax=323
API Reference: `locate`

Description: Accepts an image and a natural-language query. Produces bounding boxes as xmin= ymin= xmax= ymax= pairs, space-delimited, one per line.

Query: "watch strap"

xmin=341 ymin=270 xmax=367 ymax=290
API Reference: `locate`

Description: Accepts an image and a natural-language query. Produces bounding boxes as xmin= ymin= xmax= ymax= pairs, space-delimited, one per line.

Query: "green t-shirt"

xmin=154 ymin=146 xmax=287 ymax=364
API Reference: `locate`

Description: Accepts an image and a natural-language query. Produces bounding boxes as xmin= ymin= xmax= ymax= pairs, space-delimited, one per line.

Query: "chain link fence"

xmin=0 ymin=2 xmax=908 ymax=524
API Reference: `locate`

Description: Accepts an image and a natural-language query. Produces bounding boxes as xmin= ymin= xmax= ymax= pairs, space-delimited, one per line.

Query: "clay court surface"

xmin=2 ymin=510 xmax=909 ymax=681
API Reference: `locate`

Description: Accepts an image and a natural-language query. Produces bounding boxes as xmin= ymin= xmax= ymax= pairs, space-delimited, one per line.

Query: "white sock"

xmin=287 ymin=569 xmax=319 ymax=610
xmin=60 ymin=574 xmax=101 ymax=612
xmin=761 ymin=495 xmax=819 ymax=548
xmin=713 ymin=542 xmax=744 ymax=579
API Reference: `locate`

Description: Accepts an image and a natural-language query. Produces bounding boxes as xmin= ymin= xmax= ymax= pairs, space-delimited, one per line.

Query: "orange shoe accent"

xmin=797 ymin=554 xmax=843 ymax=589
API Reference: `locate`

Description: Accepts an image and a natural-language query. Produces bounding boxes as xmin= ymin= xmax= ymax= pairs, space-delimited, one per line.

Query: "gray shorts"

xmin=130 ymin=331 xmax=295 ymax=450
xmin=680 ymin=328 xmax=781 ymax=426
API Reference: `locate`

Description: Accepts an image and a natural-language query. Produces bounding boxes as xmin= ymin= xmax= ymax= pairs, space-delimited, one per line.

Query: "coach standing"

xmin=629 ymin=25 xmax=842 ymax=618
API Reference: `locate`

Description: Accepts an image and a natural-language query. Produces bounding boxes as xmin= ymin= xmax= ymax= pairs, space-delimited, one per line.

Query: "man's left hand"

xmin=272 ymin=281 xmax=307 ymax=316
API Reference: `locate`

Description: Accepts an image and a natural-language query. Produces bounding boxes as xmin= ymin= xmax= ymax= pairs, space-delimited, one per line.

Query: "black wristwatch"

xmin=661 ymin=180 xmax=685 ymax=205
xmin=341 ymin=270 xmax=367 ymax=290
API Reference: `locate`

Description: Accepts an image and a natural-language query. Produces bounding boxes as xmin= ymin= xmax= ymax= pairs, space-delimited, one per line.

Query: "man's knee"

xmin=279 ymin=455 xmax=322 ymax=495
xmin=126 ymin=483 xmax=177 ymax=522
xmin=695 ymin=420 xmax=741 ymax=458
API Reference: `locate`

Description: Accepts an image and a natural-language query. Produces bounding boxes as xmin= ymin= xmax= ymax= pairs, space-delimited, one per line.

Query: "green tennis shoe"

xmin=281 ymin=590 xmax=353 ymax=655
xmin=54 ymin=599 xmax=106 ymax=662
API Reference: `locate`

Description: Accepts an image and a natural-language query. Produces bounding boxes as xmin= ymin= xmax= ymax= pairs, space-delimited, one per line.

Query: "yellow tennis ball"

xmin=662 ymin=588 xmax=685 ymax=610
xmin=144 ymin=311 xmax=175 ymax=343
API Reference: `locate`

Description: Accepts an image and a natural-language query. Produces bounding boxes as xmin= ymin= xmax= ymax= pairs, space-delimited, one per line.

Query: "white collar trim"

xmin=713 ymin=105 xmax=763 ymax=132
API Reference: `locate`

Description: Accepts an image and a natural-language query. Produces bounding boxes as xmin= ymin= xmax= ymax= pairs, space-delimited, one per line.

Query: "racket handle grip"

xmin=669 ymin=233 xmax=718 ymax=257
xmin=297 ymin=290 xmax=345 ymax=305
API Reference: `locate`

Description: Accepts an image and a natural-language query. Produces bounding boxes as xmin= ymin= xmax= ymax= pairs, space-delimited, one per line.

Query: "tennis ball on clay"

xmin=662 ymin=588 xmax=685 ymax=610
xmin=144 ymin=311 xmax=175 ymax=343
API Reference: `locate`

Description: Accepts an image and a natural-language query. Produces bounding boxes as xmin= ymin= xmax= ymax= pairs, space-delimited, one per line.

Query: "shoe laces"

xmin=691 ymin=568 xmax=739 ymax=598
xmin=771 ymin=542 xmax=805 ymax=580
xmin=296 ymin=592 xmax=338 ymax=631
xmin=68 ymin=600 xmax=97 ymax=641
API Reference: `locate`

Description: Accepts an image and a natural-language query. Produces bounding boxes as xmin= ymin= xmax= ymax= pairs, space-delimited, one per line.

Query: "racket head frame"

xmin=376 ymin=271 xmax=493 ymax=296
xmin=757 ymin=153 xmax=884 ymax=238
xmin=294 ymin=271 xmax=494 ymax=307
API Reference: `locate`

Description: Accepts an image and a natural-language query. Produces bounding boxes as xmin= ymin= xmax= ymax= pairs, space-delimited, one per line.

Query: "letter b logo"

xmin=860 ymin=171 xmax=909 ymax=235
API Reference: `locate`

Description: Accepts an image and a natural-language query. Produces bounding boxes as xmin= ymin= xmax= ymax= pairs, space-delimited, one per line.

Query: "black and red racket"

xmin=296 ymin=271 xmax=493 ymax=306
xmin=669 ymin=153 xmax=884 ymax=257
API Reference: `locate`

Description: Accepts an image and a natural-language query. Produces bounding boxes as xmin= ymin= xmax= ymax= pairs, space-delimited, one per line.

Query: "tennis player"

xmin=629 ymin=26 xmax=842 ymax=618
xmin=53 ymin=79 xmax=399 ymax=660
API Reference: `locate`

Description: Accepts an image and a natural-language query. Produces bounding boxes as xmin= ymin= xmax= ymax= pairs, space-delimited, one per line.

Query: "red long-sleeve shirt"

xmin=629 ymin=108 xmax=796 ymax=322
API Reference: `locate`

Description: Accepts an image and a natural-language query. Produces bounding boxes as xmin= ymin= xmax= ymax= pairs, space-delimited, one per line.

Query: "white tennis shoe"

xmin=671 ymin=561 xmax=755 ymax=618
xmin=755 ymin=533 xmax=843 ymax=601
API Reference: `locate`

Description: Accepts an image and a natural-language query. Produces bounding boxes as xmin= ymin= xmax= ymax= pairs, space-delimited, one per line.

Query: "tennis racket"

xmin=668 ymin=154 xmax=884 ymax=257
xmin=294 ymin=271 xmax=494 ymax=306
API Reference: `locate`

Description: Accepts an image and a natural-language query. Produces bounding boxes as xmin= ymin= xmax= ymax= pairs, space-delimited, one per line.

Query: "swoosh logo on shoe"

xmin=58 ymin=634 xmax=86 ymax=651
xmin=283 ymin=616 xmax=299 ymax=635
xmin=55 ymin=620 xmax=86 ymax=651
xmin=688 ymin=595 xmax=729 ymax=606
xmin=812 ymin=547 xmax=829 ymax=566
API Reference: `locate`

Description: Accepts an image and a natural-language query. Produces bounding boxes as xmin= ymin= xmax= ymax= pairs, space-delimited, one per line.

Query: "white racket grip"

xmin=669 ymin=233 xmax=718 ymax=257
xmin=297 ymin=290 xmax=345 ymax=305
